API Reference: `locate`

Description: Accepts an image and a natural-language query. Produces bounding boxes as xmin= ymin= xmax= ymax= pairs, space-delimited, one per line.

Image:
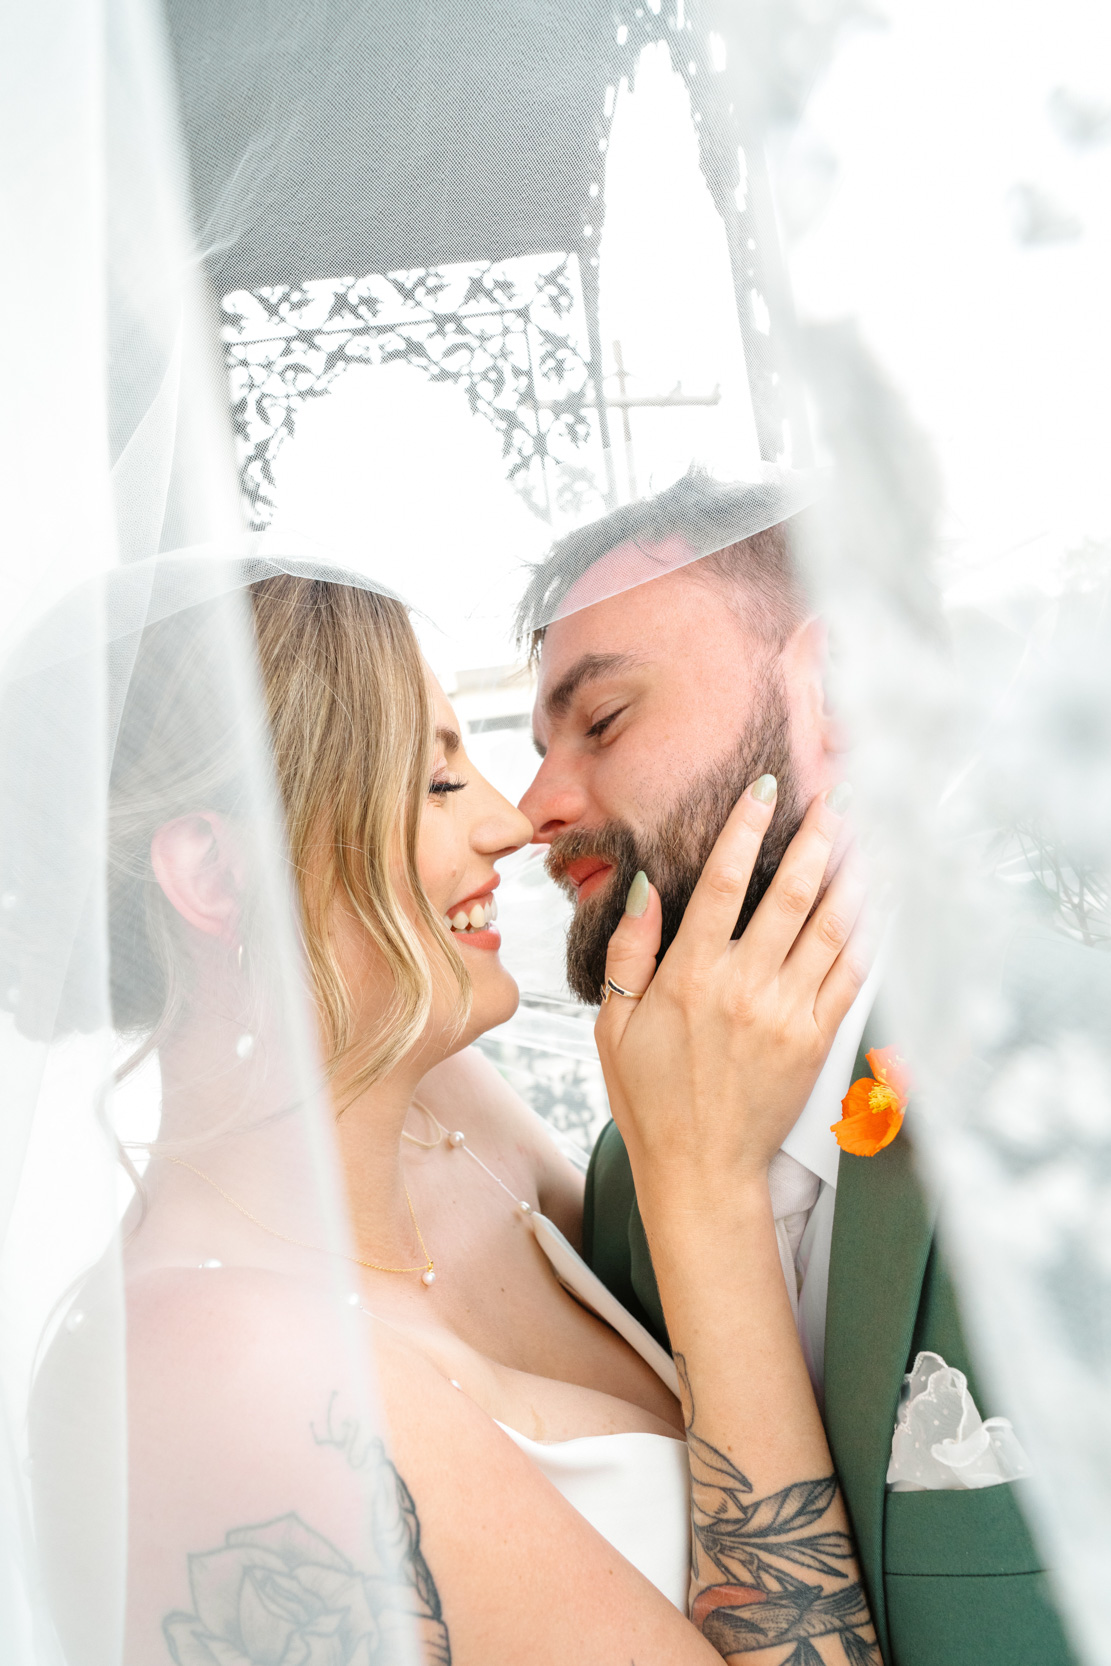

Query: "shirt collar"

xmin=779 ymin=950 xmax=883 ymax=1188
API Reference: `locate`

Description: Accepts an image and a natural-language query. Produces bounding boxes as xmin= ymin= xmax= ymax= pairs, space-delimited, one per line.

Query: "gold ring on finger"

xmin=601 ymin=977 xmax=645 ymax=1003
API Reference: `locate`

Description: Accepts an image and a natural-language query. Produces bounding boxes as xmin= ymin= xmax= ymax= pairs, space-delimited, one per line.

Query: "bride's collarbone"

xmin=362 ymin=1276 xmax=681 ymax=1444
xmin=380 ymin=1312 xmax=680 ymax=1444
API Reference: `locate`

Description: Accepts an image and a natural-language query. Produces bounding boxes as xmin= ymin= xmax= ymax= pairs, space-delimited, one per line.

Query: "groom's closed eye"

xmin=584 ymin=707 xmax=627 ymax=742
xmin=534 ymin=653 xmax=648 ymax=756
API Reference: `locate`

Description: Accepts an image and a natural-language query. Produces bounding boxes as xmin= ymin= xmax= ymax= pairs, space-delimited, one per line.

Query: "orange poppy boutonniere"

xmin=831 ymin=1045 xmax=912 ymax=1156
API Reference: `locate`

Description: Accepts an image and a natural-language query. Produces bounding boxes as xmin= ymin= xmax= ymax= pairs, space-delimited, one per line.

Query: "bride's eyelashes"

xmin=428 ymin=775 xmax=467 ymax=796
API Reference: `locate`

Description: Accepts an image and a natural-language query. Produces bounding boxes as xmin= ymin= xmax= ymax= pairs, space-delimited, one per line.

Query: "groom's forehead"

xmin=540 ymin=547 xmax=737 ymax=657
xmin=552 ymin=533 xmax=698 ymax=621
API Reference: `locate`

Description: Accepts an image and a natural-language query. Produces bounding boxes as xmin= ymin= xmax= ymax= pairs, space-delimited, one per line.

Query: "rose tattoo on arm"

xmin=676 ymin=1355 xmax=879 ymax=1666
xmin=162 ymin=1396 xmax=450 ymax=1665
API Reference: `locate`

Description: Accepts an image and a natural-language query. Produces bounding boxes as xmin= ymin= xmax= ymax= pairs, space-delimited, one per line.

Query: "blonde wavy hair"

xmin=249 ymin=574 xmax=470 ymax=1097
xmin=102 ymin=570 xmax=465 ymax=1096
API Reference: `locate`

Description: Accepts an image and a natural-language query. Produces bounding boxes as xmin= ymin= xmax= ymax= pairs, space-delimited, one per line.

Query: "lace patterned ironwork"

xmin=219 ymin=2 xmax=850 ymax=525
xmin=223 ymin=257 xmax=611 ymax=528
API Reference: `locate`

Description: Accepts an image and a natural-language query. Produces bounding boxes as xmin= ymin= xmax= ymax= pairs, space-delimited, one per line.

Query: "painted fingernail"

xmin=625 ymin=871 xmax=650 ymax=918
xmin=751 ymin=774 xmax=778 ymax=805
xmin=828 ymin=781 xmax=853 ymax=816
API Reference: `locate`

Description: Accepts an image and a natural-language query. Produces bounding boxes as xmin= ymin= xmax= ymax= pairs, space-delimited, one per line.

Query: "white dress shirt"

xmin=766 ymin=955 xmax=882 ymax=1402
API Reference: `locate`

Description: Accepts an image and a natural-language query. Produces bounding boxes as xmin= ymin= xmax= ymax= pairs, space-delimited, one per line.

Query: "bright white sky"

xmin=260 ymin=1 xmax=1111 ymax=680
xmin=789 ymin=0 xmax=1111 ymax=608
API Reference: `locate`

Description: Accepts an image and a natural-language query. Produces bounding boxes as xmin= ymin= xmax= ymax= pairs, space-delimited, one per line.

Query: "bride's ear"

xmin=150 ymin=813 xmax=245 ymax=943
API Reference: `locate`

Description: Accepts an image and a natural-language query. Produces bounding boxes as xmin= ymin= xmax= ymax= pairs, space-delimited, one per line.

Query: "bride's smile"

xmin=415 ymin=675 xmax=529 ymax=1036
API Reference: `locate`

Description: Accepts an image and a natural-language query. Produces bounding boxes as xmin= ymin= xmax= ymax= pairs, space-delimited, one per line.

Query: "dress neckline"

xmin=495 ymin=1419 xmax=685 ymax=1450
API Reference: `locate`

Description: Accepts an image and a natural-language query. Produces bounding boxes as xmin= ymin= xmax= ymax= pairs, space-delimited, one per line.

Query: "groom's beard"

xmin=547 ymin=682 xmax=804 ymax=1005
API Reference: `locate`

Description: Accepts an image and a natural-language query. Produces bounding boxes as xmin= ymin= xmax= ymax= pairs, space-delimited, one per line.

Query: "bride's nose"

xmin=472 ymin=775 xmax=533 ymax=856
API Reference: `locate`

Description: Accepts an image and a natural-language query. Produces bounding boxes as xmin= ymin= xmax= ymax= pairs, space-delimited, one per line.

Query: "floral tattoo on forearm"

xmin=675 ymin=1355 xmax=879 ymax=1666
xmin=162 ymin=1394 xmax=450 ymax=1664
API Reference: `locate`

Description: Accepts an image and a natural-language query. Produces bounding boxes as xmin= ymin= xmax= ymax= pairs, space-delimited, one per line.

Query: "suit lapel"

xmin=824 ymin=1043 xmax=935 ymax=1663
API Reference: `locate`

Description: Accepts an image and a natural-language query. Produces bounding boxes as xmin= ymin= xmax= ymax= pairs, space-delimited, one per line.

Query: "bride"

xmin=29 ymin=566 xmax=875 ymax=1664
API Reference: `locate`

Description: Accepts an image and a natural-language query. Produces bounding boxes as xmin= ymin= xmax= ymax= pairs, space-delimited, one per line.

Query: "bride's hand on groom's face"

xmin=595 ymin=777 xmax=872 ymax=1210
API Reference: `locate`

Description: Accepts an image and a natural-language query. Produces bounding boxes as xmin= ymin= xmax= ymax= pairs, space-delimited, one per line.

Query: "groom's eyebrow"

xmin=542 ymin=652 xmax=641 ymax=722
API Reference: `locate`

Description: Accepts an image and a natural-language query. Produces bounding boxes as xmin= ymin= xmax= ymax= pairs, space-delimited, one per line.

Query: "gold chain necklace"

xmin=162 ymin=1154 xmax=437 ymax=1285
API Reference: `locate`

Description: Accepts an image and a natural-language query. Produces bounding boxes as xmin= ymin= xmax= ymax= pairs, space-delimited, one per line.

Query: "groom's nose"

xmin=518 ymin=754 xmax=590 ymax=844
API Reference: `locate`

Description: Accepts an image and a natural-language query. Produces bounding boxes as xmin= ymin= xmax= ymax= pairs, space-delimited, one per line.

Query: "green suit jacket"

xmin=583 ymin=1099 xmax=1075 ymax=1666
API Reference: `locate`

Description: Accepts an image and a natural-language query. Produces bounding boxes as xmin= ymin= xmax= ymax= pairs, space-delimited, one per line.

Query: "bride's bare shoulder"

xmin=112 ymin=1264 xmax=523 ymax=1504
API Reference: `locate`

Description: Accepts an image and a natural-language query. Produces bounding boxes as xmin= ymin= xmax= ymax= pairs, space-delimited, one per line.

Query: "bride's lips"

xmin=562 ymin=856 xmax=615 ymax=903
xmin=452 ymin=926 xmax=501 ymax=951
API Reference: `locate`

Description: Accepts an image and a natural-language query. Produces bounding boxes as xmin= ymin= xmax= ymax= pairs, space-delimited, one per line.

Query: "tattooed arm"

xmin=657 ymin=1192 xmax=878 ymax=1666
xmin=677 ymin=1335 xmax=876 ymax=1666
xmin=595 ymin=783 xmax=879 ymax=1664
xmin=161 ymin=1399 xmax=450 ymax=1666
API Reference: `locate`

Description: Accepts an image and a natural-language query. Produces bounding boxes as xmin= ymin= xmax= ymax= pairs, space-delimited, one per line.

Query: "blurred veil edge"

xmin=798 ymin=319 xmax=1111 ymax=1663
xmin=0 ymin=548 xmax=423 ymax=1666
xmin=0 ymin=0 xmax=413 ymax=1663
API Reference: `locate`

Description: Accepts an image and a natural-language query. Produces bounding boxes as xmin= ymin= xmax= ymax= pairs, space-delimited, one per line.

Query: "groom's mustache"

xmin=545 ymin=707 xmax=802 ymax=1005
xmin=546 ymin=826 xmax=639 ymax=905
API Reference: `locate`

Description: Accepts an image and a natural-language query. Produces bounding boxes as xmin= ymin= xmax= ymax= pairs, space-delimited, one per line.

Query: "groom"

xmin=515 ymin=472 xmax=1074 ymax=1666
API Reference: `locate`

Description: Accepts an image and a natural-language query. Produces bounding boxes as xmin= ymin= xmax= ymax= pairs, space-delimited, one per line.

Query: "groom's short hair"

xmin=515 ymin=468 xmax=809 ymax=659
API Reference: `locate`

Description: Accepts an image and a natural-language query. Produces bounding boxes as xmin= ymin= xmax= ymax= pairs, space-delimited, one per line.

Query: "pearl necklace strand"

xmin=402 ymin=1100 xmax=537 ymax=1288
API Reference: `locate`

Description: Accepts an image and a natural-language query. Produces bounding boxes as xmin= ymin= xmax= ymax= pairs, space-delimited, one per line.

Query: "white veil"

xmin=1 ymin=3 xmax=436 ymax=1663
xmin=3 ymin=0 xmax=1111 ymax=1662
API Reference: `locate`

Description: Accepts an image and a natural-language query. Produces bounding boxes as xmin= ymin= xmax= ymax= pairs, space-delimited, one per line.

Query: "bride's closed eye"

xmin=428 ymin=773 xmax=467 ymax=796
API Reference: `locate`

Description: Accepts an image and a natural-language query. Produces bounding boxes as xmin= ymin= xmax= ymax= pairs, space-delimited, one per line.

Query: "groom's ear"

xmin=782 ymin=616 xmax=850 ymax=759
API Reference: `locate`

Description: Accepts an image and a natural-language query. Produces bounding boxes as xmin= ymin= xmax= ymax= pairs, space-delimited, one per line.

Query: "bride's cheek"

xmin=416 ymin=818 xmax=458 ymax=910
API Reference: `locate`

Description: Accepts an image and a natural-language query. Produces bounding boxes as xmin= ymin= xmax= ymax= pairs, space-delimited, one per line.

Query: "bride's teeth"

xmin=447 ymin=896 xmax=497 ymax=933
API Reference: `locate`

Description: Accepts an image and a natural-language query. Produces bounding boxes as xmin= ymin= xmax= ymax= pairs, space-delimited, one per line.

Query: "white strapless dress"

xmin=497 ymin=1213 xmax=691 ymax=1611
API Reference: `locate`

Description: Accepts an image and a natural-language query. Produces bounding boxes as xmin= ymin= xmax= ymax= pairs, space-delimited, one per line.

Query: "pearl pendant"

xmin=447 ymin=1130 xmax=466 ymax=1148
xmin=421 ymin=1268 xmax=436 ymax=1286
xmin=519 ymin=1199 xmax=532 ymax=1215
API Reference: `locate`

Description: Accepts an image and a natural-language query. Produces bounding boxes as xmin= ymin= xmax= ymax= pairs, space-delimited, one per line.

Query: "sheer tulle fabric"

xmin=0 ymin=2 xmax=416 ymax=1661
xmin=3 ymin=0 xmax=1111 ymax=1662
